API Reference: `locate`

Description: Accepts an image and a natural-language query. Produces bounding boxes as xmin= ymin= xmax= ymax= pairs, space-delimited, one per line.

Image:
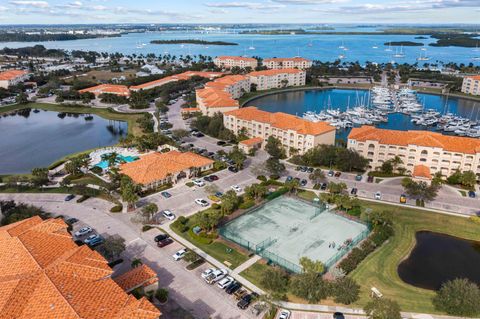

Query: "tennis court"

xmin=220 ymin=196 xmax=369 ymax=272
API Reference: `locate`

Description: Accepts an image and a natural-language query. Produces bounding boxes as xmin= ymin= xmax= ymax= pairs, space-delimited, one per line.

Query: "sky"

xmin=0 ymin=0 xmax=479 ymax=24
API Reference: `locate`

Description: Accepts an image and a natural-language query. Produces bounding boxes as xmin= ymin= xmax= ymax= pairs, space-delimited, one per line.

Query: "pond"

xmin=246 ymin=88 xmax=480 ymax=141
xmin=0 ymin=108 xmax=127 ymax=175
xmin=397 ymin=231 xmax=480 ymax=290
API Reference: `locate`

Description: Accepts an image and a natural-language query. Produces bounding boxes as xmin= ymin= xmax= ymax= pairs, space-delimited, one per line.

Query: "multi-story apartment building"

xmin=248 ymin=69 xmax=306 ymax=91
xmin=79 ymin=84 xmax=131 ymax=97
xmin=461 ymin=75 xmax=480 ymax=95
xmin=205 ymin=75 xmax=250 ymax=99
xmin=224 ymin=106 xmax=335 ymax=155
xmin=214 ymin=56 xmax=258 ymax=69
xmin=347 ymin=126 xmax=480 ymax=177
xmin=0 ymin=69 xmax=29 ymax=88
xmin=262 ymin=57 xmax=313 ymax=70
xmin=196 ymin=87 xmax=240 ymax=116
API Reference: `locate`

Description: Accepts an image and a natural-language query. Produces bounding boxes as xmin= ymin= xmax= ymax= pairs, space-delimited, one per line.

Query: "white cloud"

xmin=205 ymin=2 xmax=286 ymax=10
xmin=273 ymin=0 xmax=347 ymax=4
xmin=9 ymin=0 xmax=49 ymax=8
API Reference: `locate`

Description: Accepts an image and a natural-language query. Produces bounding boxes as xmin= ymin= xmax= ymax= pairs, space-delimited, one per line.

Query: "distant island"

xmin=415 ymin=36 xmax=429 ymax=39
xmin=150 ymin=39 xmax=238 ymax=46
xmin=0 ymin=32 xmax=119 ymax=42
xmin=429 ymin=34 xmax=480 ymax=48
xmin=0 ymin=45 xmax=66 ymax=57
xmin=384 ymin=41 xmax=424 ymax=46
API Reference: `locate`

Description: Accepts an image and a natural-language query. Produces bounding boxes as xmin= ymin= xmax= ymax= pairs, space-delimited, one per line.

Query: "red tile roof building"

xmin=113 ymin=264 xmax=159 ymax=293
xmin=247 ymin=68 xmax=306 ymax=90
xmin=461 ymin=75 xmax=480 ymax=95
xmin=224 ymin=107 xmax=335 ymax=155
xmin=0 ymin=216 xmax=160 ymax=319
xmin=347 ymin=125 xmax=480 ymax=177
xmin=130 ymin=71 xmax=223 ymax=91
xmin=0 ymin=69 xmax=29 ymax=88
xmin=214 ymin=56 xmax=258 ymax=69
xmin=262 ymin=57 xmax=313 ymax=70
xmin=79 ymin=84 xmax=131 ymax=97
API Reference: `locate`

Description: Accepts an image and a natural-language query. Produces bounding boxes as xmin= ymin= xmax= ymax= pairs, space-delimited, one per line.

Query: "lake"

xmin=397 ymin=231 xmax=480 ymax=290
xmin=0 ymin=109 xmax=127 ymax=175
xmin=245 ymin=88 xmax=480 ymax=140
xmin=1 ymin=30 xmax=479 ymax=65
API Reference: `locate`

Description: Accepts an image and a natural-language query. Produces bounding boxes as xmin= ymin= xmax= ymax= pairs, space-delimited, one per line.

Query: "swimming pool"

xmin=95 ymin=154 xmax=139 ymax=170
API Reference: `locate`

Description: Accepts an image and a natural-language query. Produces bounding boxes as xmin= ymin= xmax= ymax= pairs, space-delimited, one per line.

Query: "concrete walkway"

xmin=232 ymin=255 xmax=262 ymax=276
xmin=149 ymin=111 xmax=159 ymax=133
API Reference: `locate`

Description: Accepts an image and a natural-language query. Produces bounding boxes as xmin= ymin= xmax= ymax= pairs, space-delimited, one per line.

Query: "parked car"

xmin=355 ymin=174 xmax=363 ymax=181
xmin=154 ymin=233 xmax=169 ymax=242
xmin=201 ymin=268 xmax=216 ymax=279
xmin=193 ymin=179 xmax=205 ymax=187
xmin=173 ymin=249 xmax=187 ymax=261
xmin=279 ymin=310 xmax=291 ymax=319
xmin=328 ymin=170 xmax=334 ymax=177
xmin=162 ymin=210 xmax=175 ymax=221
xmin=161 ymin=191 xmax=172 ymax=198
xmin=217 ymin=276 xmax=234 ymax=289
xmin=286 ymin=176 xmax=293 ymax=182
xmin=468 ymin=191 xmax=476 ymax=198
xmin=367 ymin=175 xmax=374 ymax=183
xmin=234 ymin=288 xmax=248 ymax=300
xmin=84 ymin=234 xmax=104 ymax=246
xmin=300 ymin=166 xmax=307 ymax=172
xmin=195 ymin=198 xmax=209 ymax=207
xmin=334 ymin=171 xmax=342 ymax=178
xmin=225 ymin=282 xmax=242 ymax=294
xmin=231 ymin=185 xmax=242 ymax=192
xmin=216 ymin=141 xmax=226 ymax=146
xmin=215 ymin=192 xmax=224 ymax=198
xmin=350 ymin=187 xmax=358 ymax=195
xmin=375 ymin=191 xmax=382 ymax=200
xmin=64 ymin=194 xmax=76 ymax=201
xmin=400 ymin=194 xmax=407 ymax=203
xmin=228 ymin=166 xmax=239 ymax=173
xmin=74 ymin=227 xmax=92 ymax=237
xmin=209 ymin=175 xmax=219 ymax=181
xmin=333 ymin=312 xmax=345 ymax=319
xmin=203 ymin=176 xmax=213 ymax=182
xmin=237 ymin=292 xmax=258 ymax=310
xmin=320 ymin=183 xmax=328 ymax=190
xmin=307 ymin=167 xmax=314 ymax=173
xmin=205 ymin=268 xmax=228 ymax=284
xmin=65 ymin=217 xmax=78 ymax=225
xmin=300 ymin=179 xmax=308 ymax=187
xmin=157 ymin=238 xmax=174 ymax=248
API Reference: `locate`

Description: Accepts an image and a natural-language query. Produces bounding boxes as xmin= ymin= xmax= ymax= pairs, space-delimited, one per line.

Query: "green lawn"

xmin=350 ymin=200 xmax=480 ymax=314
xmin=69 ymin=174 xmax=110 ymax=188
xmin=297 ymin=189 xmax=318 ymax=201
xmin=240 ymin=260 xmax=270 ymax=288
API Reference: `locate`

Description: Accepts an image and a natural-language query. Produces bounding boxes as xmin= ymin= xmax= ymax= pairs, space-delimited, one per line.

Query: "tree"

xmin=260 ymin=268 xmax=289 ymax=296
xmin=299 ymin=257 xmax=325 ymax=274
xmin=228 ymin=146 xmax=247 ymax=169
xmin=221 ymin=190 xmax=240 ymax=215
xmin=197 ymin=209 xmax=223 ymax=232
xmin=155 ymin=288 xmax=169 ymax=303
xmin=141 ymin=203 xmax=158 ymax=223
xmin=31 ymin=167 xmax=49 ymax=186
xmin=460 ymin=171 xmax=477 ymax=190
xmin=364 ymin=298 xmax=402 ymax=319
xmin=96 ymin=235 xmax=126 ymax=261
xmin=309 ymin=169 xmax=326 ymax=184
xmin=401 ymin=177 xmax=439 ymax=202
xmin=285 ymin=178 xmax=300 ymax=193
xmin=172 ymin=129 xmax=190 ymax=140
xmin=266 ymin=157 xmax=285 ymax=175
xmin=332 ymin=277 xmax=360 ymax=305
xmin=183 ymin=250 xmax=200 ymax=263
xmin=129 ymin=90 xmax=149 ymax=109
xmin=16 ymin=92 xmax=29 ymax=104
xmin=244 ymin=183 xmax=267 ymax=200
xmin=289 ymin=272 xmax=330 ymax=303
xmin=120 ymin=176 xmax=139 ymax=210
xmin=265 ymin=136 xmax=286 ymax=159
xmin=327 ymin=182 xmax=347 ymax=194
xmin=433 ymin=278 xmax=480 ymax=316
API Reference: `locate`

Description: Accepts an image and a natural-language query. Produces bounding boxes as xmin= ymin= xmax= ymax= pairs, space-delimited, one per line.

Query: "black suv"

xmin=154 ymin=234 xmax=169 ymax=242
xmin=237 ymin=292 xmax=258 ymax=309
xmin=225 ymin=282 xmax=242 ymax=294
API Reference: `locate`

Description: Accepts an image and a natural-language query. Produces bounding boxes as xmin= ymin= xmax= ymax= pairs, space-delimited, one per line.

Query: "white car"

xmin=162 ymin=210 xmax=175 ymax=220
xmin=231 ymin=185 xmax=242 ymax=192
xmin=279 ymin=310 xmax=291 ymax=319
xmin=374 ymin=191 xmax=382 ymax=200
xmin=193 ymin=179 xmax=205 ymax=187
xmin=205 ymin=268 xmax=228 ymax=284
xmin=217 ymin=276 xmax=234 ymax=289
xmin=195 ymin=198 xmax=209 ymax=207
xmin=173 ymin=249 xmax=187 ymax=261
xmin=201 ymin=268 xmax=216 ymax=279
xmin=74 ymin=227 xmax=92 ymax=237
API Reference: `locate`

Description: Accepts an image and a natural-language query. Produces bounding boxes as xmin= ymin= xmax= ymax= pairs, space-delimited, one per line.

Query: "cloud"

xmin=337 ymin=0 xmax=480 ymax=14
xmin=9 ymin=0 xmax=49 ymax=8
xmin=205 ymin=2 xmax=286 ymax=10
xmin=273 ymin=0 xmax=346 ymax=4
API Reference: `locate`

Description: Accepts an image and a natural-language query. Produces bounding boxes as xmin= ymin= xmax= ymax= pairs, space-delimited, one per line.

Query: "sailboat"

xmin=372 ymin=45 xmax=378 ymax=49
xmin=248 ymin=40 xmax=255 ymax=50
xmin=307 ymin=40 xmax=313 ymax=47
xmin=339 ymin=40 xmax=345 ymax=49
xmin=338 ymin=53 xmax=346 ymax=59
xmin=393 ymin=45 xmax=405 ymax=58
xmin=417 ymin=50 xmax=430 ymax=61
xmin=385 ymin=43 xmax=392 ymax=52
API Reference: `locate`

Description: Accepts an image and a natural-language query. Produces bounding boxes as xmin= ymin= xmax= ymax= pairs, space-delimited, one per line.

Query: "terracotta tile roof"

xmin=248 ymin=68 xmax=304 ymax=77
xmin=205 ymin=75 xmax=248 ymax=89
xmin=216 ymin=56 xmax=257 ymax=62
xmin=120 ymin=151 xmax=214 ymax=185
xmin=79 ymin=84 xmax=130 ymax=97
xmin=465 ymin=75 xmax=480 ymax=80
xmin=196 ymin=87 xmax=239 ymax=108
xmin=263 ymin=57 xmax=311 ymax=63
xmin=225 ymin=107 xmax=335 ymax=136
xmin=130 ymin=71 xmax=222 ymax=90
xmin=0 ymin=69 xmax=28 ymax=81
xmin=348 ymin=125 xmax=480 ymax=154
xmin=239 ymin=137 xmax=263 ymax=146
xmin=113 ymin=265 xmax=158 ymax=292
xmin=412 ymin=165 xmax=432 ymax=179
xmin=0 ymin=217 xmax=160 ymax=319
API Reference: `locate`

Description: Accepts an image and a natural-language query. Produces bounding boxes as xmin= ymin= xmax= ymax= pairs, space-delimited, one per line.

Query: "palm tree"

xmin=309 ymin=169 xmax=326 ymax=185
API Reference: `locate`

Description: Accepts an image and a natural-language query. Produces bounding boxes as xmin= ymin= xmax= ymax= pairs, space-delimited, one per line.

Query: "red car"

xmin=157 ymin=238 xmax=174 ymax=248
xmin=334 ymin=171 xmax=342 ymax=178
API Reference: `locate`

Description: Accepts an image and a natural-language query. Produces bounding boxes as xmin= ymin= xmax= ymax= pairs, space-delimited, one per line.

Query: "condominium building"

xmin=130 ymin=71 xmax=223 ymax=91
xmin=224 ymin=106 xmax=335 ymax=155
xmin=461 ymin=75 xmax=480 ymax=95
xmin=263 ymin=57 xmax=313 ymax=70
xmin=205 ymin=75 xmax=251 ymax=99
xmin=196 ymin=87 xmax=240 ymax=116
xmin=79 ymin=84 xmax=131 ymax=97
xmin=214 ymin=56 xmax=258 ymax=69
xmin=0 ymin=69 xmax=29 ymax=88
xmin=347 ymin=126 xmax=480 ymax=177
xmin=248 ymin=69 xmax=306 ymax=91
xmin=0 ymin=216 xmax=160 ymax=319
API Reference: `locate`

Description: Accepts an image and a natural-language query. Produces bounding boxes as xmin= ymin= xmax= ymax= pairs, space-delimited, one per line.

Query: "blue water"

xmin=246 ymin=89 xmax=480 ymax=140
xmin=0 ymin=109 xmax=127 ymax=174
xmin=1 ymin=30 xmax=479 ymax=65
xmin=95 ymin=154 xmax=139 ymax=169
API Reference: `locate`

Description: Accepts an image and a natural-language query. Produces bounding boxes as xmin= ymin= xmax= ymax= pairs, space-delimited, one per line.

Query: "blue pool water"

xmin=95 ymin=154 xmax=139 ymax=170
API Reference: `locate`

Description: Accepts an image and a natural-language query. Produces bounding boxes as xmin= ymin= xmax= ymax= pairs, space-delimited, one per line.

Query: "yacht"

xmin=385 ymin=43 xmax=393 ymax=52
xmin=338 ymin=54 xmax=346 ymax=59
xmin=393 ymin=46 xmax=405 ymax=58
xmin=417 ymin=50 xmax=430 ymax=61
xmin=372 ymin=45 xmax=378 ymax=49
